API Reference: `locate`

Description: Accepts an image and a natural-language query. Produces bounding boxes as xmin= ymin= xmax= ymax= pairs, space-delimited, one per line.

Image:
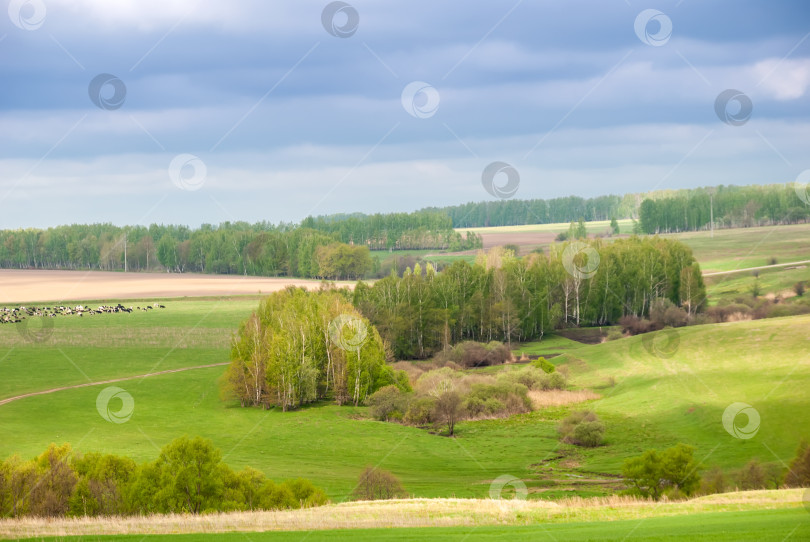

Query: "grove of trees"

xmin=224 ymin=287 xmax=405 ymax=410
xmin=354 ymin=237 xmax=706 ymax=360
xmin=0 ymin=437 xmax=326 ymax=518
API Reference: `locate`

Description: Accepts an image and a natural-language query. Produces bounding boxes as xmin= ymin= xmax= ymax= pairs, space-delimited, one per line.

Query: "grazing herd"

xmin=0 ymin=303 xmax=166 ymax=324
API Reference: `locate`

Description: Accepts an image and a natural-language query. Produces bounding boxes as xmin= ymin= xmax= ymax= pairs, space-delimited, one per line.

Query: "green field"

xmin=16 ymin=507 xmax=810 ymax=541
xmin=2 ymin=298 xmax=809 ymax=502
xmin=456 ymin=219 xmax=636 ymax=236
xmin=662 ymin=223 xmax=810 ymax=274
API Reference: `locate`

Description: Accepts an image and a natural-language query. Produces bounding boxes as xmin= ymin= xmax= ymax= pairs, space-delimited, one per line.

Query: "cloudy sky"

xmin=1 ymin=0 xmax=809 ymax=228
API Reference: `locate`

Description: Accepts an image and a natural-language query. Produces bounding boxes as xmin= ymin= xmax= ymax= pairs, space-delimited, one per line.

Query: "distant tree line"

xmin=301 ymin=211 xmax=482 ymax=251
xmin=0 ymin=214 xmax=480 ymax=278
xmin=354 ymin=238 xmax=705 ymax=360
xmin=638 ymin=183 xmax=809 ymax=234
xmin=429 ymin=194 xmax=637 ymax=228
xmin=0 ymin=437 xmax=326 ymax=518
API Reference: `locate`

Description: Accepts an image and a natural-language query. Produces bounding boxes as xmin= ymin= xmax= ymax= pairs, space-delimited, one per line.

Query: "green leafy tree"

xmin=622 ymin=444 xmax=701 ymax=500
xmin=152 ymin=436 xmax=225 ymax=514
xmin=785 ymin=440 xmax=810 ymax=487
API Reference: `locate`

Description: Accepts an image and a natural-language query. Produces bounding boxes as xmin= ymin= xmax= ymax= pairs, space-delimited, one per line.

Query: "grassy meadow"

xmin=2 ymin=300 xmax=809 ymax=503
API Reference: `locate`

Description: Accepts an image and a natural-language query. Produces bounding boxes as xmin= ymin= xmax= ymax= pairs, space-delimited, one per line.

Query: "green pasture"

xmin=2 ymin=293 xmax=809 ymax=502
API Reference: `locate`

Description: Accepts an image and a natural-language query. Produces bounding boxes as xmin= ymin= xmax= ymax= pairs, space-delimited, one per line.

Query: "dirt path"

xmin=0 ymin=362 xmax=229 ymax=407
xmin=702 ymin=260 xmax=810 ymax=277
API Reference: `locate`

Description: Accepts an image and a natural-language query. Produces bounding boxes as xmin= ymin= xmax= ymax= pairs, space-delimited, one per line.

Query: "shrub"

xmin=736 ymin=459 xmax=767 ymax=490
xmin=619 ymin=315 xmax=659 ymax=335
xmin=558 ymin=410 xmax=604 ymax=447
xmin=699 ymin=466 xmax=728 ymax=496
xmin=280 ymin=478 xmax=328 ymax=508
xmin=367 ymin=385 xmax=411 ymax=422
xmin=547 ymin=372 xmax=567 ymax=390
xmin=439 ymin=341 xmax=513 ymax=368
xmin=785 ymin=440 xmax=810 ymax=487
xmin=794 ymin=282 xmax=806 ymax=297
xmin=350 ymin=467 xmax=406 ymax=501
xmin=622 ymin=444 xmax=701 ymax=500
xmin=404 ymin=397 xmax=436 ymax=426
xmin=531 ymin=356 xmax=556 ymax=373
xmin=572 ymin=421 xmax=606 ymax=448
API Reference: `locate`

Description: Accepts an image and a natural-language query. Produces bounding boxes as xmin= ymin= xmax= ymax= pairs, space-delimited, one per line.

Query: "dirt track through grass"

xmin=0 ymin=362 xmax=229 ymax=407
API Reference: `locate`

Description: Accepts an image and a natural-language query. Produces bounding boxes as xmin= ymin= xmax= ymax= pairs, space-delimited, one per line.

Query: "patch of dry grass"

xmin=528 ymin=389 xmax=600 ymax=408
xmin=0 ymin=490 xmax=803 ymax=539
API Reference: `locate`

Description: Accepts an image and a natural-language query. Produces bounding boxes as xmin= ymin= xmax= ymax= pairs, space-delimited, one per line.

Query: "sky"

xmin=1 ymin=0 xmax=809 ymax=229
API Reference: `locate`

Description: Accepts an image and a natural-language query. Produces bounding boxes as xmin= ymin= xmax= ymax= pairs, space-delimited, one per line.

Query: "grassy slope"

xmin=661 ymin=223 xmax=810 ymax=273
xmin=19 ymin=508 xmax=810 ymax=541
xmin=562 ymin=315 xmax=810 ymax=473
xmin=0 ymin=298 xmax=255 ymax=399
xmin=2 ymin=301 xmax=809 ymax=501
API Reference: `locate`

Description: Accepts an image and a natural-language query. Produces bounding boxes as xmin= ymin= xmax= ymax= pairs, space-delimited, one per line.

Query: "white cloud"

xmin=752 ymin=58 xmax=810 ymax=100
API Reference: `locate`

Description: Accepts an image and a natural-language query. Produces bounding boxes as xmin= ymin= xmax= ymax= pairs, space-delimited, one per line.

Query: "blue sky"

xmin=1 ymin=0 xmax=809 ymax=228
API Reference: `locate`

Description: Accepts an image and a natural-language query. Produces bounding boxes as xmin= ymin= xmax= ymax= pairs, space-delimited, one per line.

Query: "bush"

xmin=531 ymin=356 xmax=556 ymax=373
xmin=467 ymin=382 xmax=531 ymax=416
xmin=546 ymin=372 xmax=567 ymax=390
xmin=785 ymin=440 xmax=810 ymax=487
xmin=699 ymin=466 xmax=728 ymax=496
xmin=622 ymin=444 xmax=701 ymax=500
xmin=558 ymin=411 xmax=604 ymax=447
xmin=736 ymin=459 xmax=767 ymax=490
xmin=437 ymin=341 xmax=512 ymax=368
xmin=280 ymin=478 xmax=328 ymax=508
xmin=572 ymin=421 xmax=606 ymax=448
xmin=619 ymin=315 xmax=659 ymax=335
xmin=794 ymin=282 xmax=806 ymax=297
xmin=350 ymin=467 xmax=406 ymax=501
xmin=404 ymin=397 xmax=436 ymax=426
xmin=367 ymin=385 xmax=411 ymax=422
